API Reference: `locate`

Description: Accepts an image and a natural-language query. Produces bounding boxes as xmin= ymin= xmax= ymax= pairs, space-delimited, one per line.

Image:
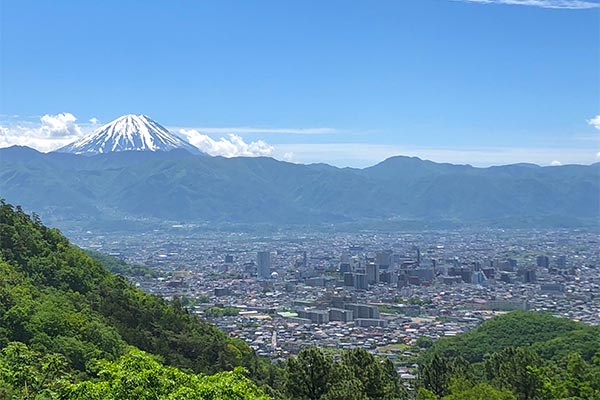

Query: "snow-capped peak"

xmin=57 ymin=114 xmax=202 ymax=155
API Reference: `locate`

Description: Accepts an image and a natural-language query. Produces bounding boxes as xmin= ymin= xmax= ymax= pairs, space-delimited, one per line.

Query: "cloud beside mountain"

xmin=179 ymin=129 xmax=274 ymax=157
xmin=0 ymin=113 xmax=277 ymax=158
xmin=1 ymin=112 xmax=599 ymax=166
xmin=0 ymin=112 xmax=88 ymax=152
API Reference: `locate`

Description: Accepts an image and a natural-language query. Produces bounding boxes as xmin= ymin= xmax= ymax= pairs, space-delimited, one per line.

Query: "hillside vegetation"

xmin=418 ymin=312 xmax=600 ymax=399
xmin=0 ymin=200 xmax=270 ymax=398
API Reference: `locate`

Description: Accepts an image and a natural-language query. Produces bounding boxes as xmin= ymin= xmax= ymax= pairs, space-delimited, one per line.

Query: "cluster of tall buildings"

xmin=254 ymin=247 xmax=570 ymax=292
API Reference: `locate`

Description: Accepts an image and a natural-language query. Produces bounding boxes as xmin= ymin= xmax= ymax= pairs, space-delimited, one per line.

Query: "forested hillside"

xmin=418 ymin=312 xmax=600 ymax=399
xmin=0 ymin=200 xmax=271 ymax=398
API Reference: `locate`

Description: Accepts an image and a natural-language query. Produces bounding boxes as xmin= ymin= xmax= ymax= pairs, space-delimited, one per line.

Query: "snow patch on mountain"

xmin=57 ymin=114 xmax=202 ymax=155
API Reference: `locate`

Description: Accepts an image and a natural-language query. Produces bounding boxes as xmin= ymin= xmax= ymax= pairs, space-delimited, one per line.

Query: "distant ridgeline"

xmin=1 ymin=201 xmax=599 ymax=399
xmin=1 ymin=145 xmax=599 ymax=230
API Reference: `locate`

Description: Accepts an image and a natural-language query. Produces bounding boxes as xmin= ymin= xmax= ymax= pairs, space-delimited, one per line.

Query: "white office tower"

xmin=257 ymin=251 xmax=272 ymax=279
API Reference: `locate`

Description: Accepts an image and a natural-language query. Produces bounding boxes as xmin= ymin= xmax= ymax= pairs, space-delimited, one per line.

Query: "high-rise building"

xmin=366 ymin=262 xmax=379 ymax=285
xmin=523 ymin=267 xmax=537 ymax=283
xmin=471 ymin=270 xmax=487 ymax=286
xmin=339 ymin=262 xmax=352 ymax=274
xmin=343 ymin=272 xmax=355 ymax=287
xmin=536 ymin=255 xmax=550 ymax=268
xmin=376 ymin=251 xmax=392 ymax=270
xmin=354 ymin=273 xmax=368 ymax=290
xmin=257 ymin=251 xmax=271 ymax=279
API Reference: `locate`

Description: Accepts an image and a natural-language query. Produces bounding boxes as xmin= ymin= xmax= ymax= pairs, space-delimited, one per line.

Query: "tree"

xmin=483 ymin=347 xmax=542 ymax=400
xmin=416 ymin=336 xmax=434 ymax=349
xmin=420 ymin=354 xmax=471 ymax=397
xmin=0 ymin=342 xmax=68 ymax=399
xmin=286 ymin=347 xmax=333 ymax=400
xmin=443 ymin=378 xmax=515 ymax=400
xmin=63 ymin=349 xmax=271 ymax=400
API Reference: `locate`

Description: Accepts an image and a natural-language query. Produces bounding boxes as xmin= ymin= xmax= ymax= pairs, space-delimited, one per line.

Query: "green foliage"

xmin=285 ymin=347 xmax=407 ymax=400
xmin=423 ymin=311 xmax=583 ymax=363
xmin=86 ymin=249 xmax=156 ymax=277
xmin=531 ymin=353 xmax=600 ymax=400
xmin=0 ymin=200 xmax=259 ymax=377
xmin=443 ymin=378 xmax=516 ymax=400
xmin=418 ymin=311 xmax=600 ymax=400
xmin=420 ymin=354 xmax=472 ymax=397
xmin=286 ymin=346 xmax=333 ymax=400
xmin=0 ymin=343 xmax=271 ymax=399
xmin=530 ymin=325 xmax=600 ymax=362
xmin=64 ymin=349 xmax=270 ymax=399
xmin=416 ymin=336 xmax=434 ymax=349
xmin=0 ymin=341 xmax=69 ymax=399
xmin=483 ymin=347 xmax=543 ymax=400
xmin=416 ymin=388 xmax=440 ymax=400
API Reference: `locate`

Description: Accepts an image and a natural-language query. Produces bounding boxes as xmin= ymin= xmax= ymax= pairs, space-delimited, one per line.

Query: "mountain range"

xmin=1 ymin=145 xmax=598 ymax=230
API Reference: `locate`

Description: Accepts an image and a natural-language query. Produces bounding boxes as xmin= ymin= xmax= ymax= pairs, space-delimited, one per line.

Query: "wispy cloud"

xmin=170 ymin=126 xmax=336 ymax=135
xmin=455 ymin=0 xmax=600 ymax=9
xmin=179 ymin=128 xmax=274 ymax=157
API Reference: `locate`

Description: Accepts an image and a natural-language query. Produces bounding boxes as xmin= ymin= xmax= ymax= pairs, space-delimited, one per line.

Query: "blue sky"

xmin=1 ymin=0 xmax=599 ymax=166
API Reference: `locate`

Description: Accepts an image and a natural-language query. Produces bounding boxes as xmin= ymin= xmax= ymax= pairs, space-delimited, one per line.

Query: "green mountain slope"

xmin=419 ymin=311 xmax=600 ymax=399
xmin=422 ymin=311 xmax=597 ymax=363
xmin=0 ymin=200 xmax=271 ymax=398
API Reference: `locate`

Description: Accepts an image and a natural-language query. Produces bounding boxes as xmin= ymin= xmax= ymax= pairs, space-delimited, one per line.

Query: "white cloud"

xmin=89 ymin=117 xmax=100 ymax=125
xmin=550 ymin=160 xmax=562 ymax=166
xmin=455 ymin=0 xmax=600 ymax=9
xmin=39 ymin=112 xmax=82 ymax=137
xmin=596 ymin=151 xmax=600 ymax=159
xmin=587 ymin=115 xmax=600 ymax=130
xmin=0 ymin=113 xmax=88 ymax=152
xmin=282 ymin=152 xmax=295 ymax=162
xmin=179 ymin=128 xmax=274 ymax=157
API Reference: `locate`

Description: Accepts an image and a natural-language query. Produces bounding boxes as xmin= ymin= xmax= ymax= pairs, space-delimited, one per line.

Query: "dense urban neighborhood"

xmin=74 ymin=227 xmax=600 ymax=369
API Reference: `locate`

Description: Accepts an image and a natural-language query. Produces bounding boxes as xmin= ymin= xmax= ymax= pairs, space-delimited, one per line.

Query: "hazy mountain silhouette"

xmin=1 ymin=146 xmax=598 ymax=229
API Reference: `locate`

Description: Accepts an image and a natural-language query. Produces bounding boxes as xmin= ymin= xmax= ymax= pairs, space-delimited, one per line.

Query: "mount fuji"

xmin=57 ymin=114 xmax=203 ymax=155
